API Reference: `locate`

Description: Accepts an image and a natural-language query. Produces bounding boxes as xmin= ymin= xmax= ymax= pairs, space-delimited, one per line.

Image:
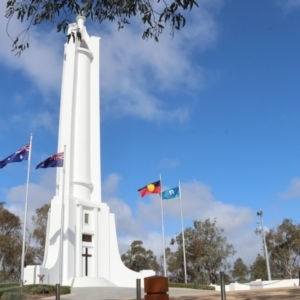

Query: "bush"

xmin=168 ymin=282 xmax=215 ymax=290
xmin=0 ymin=288 xmax=22 ymax=299
xmin=0 ymin=284 xmax=70 ymax=298
xmin=0 ymin=293 xmax=26 ymax=300
xmin=60 ymin=286 xmax=71 ymax=294
xmin=27 ymin=284 xmax=70 ymax=295
xmin=0 ymin=284 xmax=19 ymax=290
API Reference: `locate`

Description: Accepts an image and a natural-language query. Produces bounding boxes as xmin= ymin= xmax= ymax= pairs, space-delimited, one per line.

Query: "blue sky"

xmin=1 ymin=0 xmax=300 ymax=268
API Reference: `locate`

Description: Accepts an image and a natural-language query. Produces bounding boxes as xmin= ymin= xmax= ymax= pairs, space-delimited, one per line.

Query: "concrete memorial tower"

xmin=24 ymin=17 xmax=154 ymax=287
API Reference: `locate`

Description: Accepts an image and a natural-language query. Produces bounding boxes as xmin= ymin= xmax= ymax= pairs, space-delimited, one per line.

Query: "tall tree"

xmin=265 ymin=218 xmax=300 ymax=279
xmin=31 ymin=203 xmax=50 ymax=264
xmin=0 ymin=202 xmax=36 ymax=281
xmin=169 ymin=218 xmax=235 ymax=284
xmin=0 ymin=202 xmax=22 ymax=281
xmin=231 ymin=257 xmax=248 ymax=282
xmin=162 ymin=246 xmax=183 ymax=282
xmin=5 ymin=0 xmax=198 ymax=55
xmin=249 ymin=253 xmax=267 ymax=281
xmin=121 ymin=240 xmax=160 ymax=272
xmin=0 ymin=202 xmax=39 ymax=282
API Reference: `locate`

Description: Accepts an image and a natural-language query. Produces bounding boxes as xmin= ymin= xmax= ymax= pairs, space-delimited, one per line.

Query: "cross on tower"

xmin=82 ymin=248 xmax=92 ymax=276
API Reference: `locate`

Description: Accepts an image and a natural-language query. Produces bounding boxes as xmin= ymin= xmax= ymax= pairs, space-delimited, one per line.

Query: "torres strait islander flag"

xmin=161 ymin=186 xmax=180 ymax=200
xmin=138 ymin=180 xmax=161 ymax=197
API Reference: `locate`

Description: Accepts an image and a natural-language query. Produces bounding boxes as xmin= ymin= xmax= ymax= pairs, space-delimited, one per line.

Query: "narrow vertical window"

xmin=84 ymin=213 xmax=89 ymax=224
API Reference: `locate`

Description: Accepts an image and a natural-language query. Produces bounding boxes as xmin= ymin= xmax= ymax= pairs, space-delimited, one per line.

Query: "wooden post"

xmin=144 ymin=276 xmax=169 ymax=300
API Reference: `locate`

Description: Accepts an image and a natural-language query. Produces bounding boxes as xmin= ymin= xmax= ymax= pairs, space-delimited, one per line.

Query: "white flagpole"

xmin=179 ymin=180 xmax=187 ymax=284
xmin=159 ymin=174 xmax=167 ymax=277
xmin=59 ymin=145 xmax=66 ymax=285
xmin=20 ymin=133 xmax=33 ymax=285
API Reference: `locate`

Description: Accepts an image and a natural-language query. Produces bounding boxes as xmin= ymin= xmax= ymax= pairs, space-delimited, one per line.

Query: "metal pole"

xmin=257 ymin=209 xmax=271 ymax=281
xmin=220 ymin=271 xmax=226 ymax=300
xmin=179 ymin=181 xmax=187 ymax=284
xmin=20 ymin=134 xmax=33 ymax=286
xmin=136 ymin=279 xmax=141 ymax=300
xmin=159 ymin=174 xmax=167 ymax=277
xmin=59 ymin=146 xmax=66 ymax=286
xmin=55 ymin=284 xmax=60 ymax=300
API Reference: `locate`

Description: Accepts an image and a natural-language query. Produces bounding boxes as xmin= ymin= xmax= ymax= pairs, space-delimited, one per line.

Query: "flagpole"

xmin=179 ymin=180 xmax=187 ymax=284
xmin=159 ymin=174 xmax=167 ymax=277
xmin=20 ymin=133 xmax=32 ymax=286
xmin=59 ymin=145 xmax=66 ymax=285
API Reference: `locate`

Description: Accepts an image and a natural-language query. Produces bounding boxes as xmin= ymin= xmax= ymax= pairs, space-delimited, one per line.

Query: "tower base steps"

xmin=68 ymin=277 xmax=116 ymax=287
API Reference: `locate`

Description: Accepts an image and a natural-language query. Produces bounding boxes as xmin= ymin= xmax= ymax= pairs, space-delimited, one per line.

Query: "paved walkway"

xmin=43 ymin=287 xmax=212 ymax=300
xmin=40 ymin=286 xmax=300 ymax=300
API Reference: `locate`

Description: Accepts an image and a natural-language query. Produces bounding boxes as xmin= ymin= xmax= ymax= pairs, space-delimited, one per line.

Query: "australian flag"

xmin=0 ymin=143 xmax=30 ymax=169
xmin=36 ymin=152 xmax=64 ymax=169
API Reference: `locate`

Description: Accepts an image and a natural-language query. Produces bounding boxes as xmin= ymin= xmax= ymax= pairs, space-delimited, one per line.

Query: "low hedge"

xmin=24 ymin=284 xmax=70 ymax=295
xmin=0 ymin=284 xmax=70 ymax=299
xmin=0 ymin=284 xmax=19 ymax=290
xmin=0 ymin=292 xmax=26 ymax=300
xmin=0 ymin=288 xmax=22 ymax=299
xmin=169 ymin=282 xmax=215 ymax=290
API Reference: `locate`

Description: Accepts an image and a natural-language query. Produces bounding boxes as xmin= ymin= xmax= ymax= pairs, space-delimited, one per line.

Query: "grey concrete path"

xmin=45 ymin=287 xmax=214 ymax=300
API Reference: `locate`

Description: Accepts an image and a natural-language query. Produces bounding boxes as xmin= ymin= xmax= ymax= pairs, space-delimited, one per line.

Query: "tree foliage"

xmin=231 ymin=257 xmax=248 ymax=282
xmin=121 ymin=240 xmax=160 ymax=272
xmin=249 ymin=253 xmax=267 ymax=281
xmin=168 ymin=218 xmax=236 ymax=284
xmin=0 ymin=202 xmax=50 ymax=282
xmin=5 ymin=0 xmax=198 ymax=55
xmin=31 ymin=203 xmax=50 ymax=264
xmin=0 ymin=202 xmax=22 ymax=281
xmin=265 ymin=218 xmax=300 ymax=279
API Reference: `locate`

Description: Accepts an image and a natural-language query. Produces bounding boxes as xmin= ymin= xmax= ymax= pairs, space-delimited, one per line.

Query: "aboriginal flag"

xmin=138 ymin=180 xmax=161 ymax=197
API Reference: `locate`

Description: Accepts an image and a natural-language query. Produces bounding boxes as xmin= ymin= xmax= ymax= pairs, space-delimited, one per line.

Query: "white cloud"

xmin=118 ymin=232 xmax=166 ymax=258
xmin=102 ymin=173 xmax=122 ymax=195
xmin=0 ymin=5 xmax=62 ymax=94
xmin=11 ymin=111 xmax=57 ymax=133
xmin=286 ymin=0 xmax=300 ymax=9
xmin=106 ymin=196 xmax=146 ymax=237
xmin=4 ymin=170 xmax=56 ymax=232
xmin=277 ymin=0 xmax=300 ymax=14
xmin=278 ymin=177 xmax=300 ymax=199
xmin=98 ymin=15 xmax=215 ymax=122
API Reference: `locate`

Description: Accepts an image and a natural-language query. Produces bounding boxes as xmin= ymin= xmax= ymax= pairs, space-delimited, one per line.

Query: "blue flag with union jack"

xmin=36 ymin=152 xmax=64 ymax=169
xmin=0 ymin=143 xmax=30 ymax=169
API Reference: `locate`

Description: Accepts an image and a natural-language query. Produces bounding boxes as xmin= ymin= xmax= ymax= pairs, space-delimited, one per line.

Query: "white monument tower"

xmin=24 ymin=17 xmax=154 ymax=287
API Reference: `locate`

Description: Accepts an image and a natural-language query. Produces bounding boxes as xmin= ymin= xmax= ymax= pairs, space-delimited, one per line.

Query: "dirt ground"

xmin=170 ymin=286 xmax=300 ymax=300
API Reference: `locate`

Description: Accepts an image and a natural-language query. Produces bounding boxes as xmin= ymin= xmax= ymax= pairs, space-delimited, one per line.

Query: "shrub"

xmin=0 ymin=284 xmax=19 ymax=290
xmin=60 ymin=286 xmax=70 ymax=294
xmin=0 ymin=284 xmax=70 ymax=297
xmin=0 ymin=288 xmax=22 ymax=299
xmin=0 ymin=292 xmax=26 ymax=300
